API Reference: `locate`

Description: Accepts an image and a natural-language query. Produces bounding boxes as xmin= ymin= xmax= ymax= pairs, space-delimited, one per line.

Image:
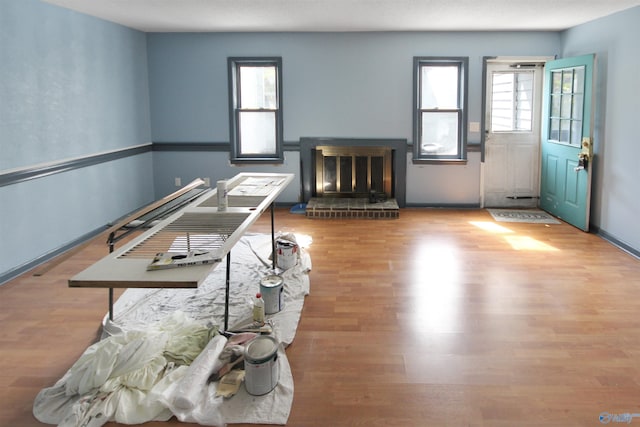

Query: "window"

xmin=490 ymin=71 xmax=534 ymax=132
xmin=548 ymin=66 xmax=585 ymax=146
xmin=413 ymin=57 xmax=468 ymax=161
xmin=228 ymin=57 xmax=283 ymax=162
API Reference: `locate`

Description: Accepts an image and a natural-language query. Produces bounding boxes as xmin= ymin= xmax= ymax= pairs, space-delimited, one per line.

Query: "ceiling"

xmin=43 ymin=0 xmax=640 ymax=32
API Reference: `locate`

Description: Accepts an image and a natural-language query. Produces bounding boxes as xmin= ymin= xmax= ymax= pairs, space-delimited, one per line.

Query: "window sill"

xmin=230 ymin=157 xmax=284 ymax=165
xmin=411 ymin=158 xmax=468 ymax=165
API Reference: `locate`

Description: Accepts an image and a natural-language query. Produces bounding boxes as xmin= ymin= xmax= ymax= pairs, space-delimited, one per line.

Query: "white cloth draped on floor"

xmin=33 ymin=233 xmax=311 ymax=427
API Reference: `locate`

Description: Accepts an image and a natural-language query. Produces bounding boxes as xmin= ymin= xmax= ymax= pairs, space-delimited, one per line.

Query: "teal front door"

xmin=540 ymin=54 xmax=594 ymax=231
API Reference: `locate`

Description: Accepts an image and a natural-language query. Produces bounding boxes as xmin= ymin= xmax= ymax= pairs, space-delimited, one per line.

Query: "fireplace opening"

xmin=300 ymin=137 xmax=407 ymax=208
xmin=315 ymin=145 xmax=393 ymax=199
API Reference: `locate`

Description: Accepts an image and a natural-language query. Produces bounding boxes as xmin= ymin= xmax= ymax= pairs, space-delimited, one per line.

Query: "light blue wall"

xmin=152 ymin=150 xmax=301 ymax=202
xmin=0 ymin=0 xmax=153 ymax=280
xmin=561 ymin=6 xmax=640 ymax=253
xmin=147 ymin=31 xmax=561 ymax=203
xmin=148 ymin=32 xmax=561 ymax=143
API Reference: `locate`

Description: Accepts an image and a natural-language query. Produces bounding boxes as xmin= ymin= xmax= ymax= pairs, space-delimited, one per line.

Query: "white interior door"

xmin=483 ymin=60 xmax=545 ymax=208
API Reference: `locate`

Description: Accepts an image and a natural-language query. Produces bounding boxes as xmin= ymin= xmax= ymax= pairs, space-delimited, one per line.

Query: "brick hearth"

xmin=305 ymin=197 xmax=399 ymax=219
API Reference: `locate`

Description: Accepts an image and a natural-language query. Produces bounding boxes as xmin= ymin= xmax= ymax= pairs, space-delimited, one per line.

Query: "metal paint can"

xmin=260 ymin=274 xmax=284 ymax=314
xmin=276 ymin=239 xmax=298 ymax=270
xmin=244 ymin=335 xmax=280 ymax=395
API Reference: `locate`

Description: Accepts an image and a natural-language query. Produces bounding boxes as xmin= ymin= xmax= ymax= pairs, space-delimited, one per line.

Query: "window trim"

xmin=413 ymin=57 xmax=468 ymax=163
xmin=227 ymin=57 xmax=284 ymax=163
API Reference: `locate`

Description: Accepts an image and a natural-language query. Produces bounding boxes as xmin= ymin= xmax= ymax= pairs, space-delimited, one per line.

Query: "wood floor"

xmin=2 ymin=208 xmax=640 ymax=427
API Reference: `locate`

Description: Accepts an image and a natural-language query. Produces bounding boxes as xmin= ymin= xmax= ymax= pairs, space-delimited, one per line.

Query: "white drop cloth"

xmin=34 ymin=233 xmax=311 ymax=426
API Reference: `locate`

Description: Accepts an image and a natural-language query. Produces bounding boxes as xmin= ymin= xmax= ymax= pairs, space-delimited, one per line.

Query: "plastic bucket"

xmin=244 ymin=335 xmax=279 ymax=395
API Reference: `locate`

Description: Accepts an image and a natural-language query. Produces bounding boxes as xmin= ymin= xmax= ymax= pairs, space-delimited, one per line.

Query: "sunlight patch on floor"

xmin=409 ymin=241 xmax=463 ymax=333
xmin=503 ymin=235 xmax=559 ymax=251
xmin=469 ymin=221 xmax=559 ymax=252
xmin=469 ymin=221 xmax=514 ymax=234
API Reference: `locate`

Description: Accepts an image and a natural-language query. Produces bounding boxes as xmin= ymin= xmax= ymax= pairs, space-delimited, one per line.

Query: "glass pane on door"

xmin=490 ymin=71 xmax=534 ymax=132
xmin=547 ymin=66 xmax=584 ymax=146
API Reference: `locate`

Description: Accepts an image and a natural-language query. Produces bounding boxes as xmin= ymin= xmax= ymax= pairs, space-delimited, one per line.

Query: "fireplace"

xmin=314 ymin=145 xmax=393 ymax=198
xmin=300 ymin=137 xmax=407 ymax=207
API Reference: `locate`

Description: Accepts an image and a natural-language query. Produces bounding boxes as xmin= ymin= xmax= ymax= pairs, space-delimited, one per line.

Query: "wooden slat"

xmin=106 ymin=178 xmax=206 ymax=234
xmin=118 ymin=212 xmax=250 ymax=258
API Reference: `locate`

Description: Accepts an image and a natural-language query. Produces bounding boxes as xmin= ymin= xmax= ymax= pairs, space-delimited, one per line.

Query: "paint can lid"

xmin=245 ymin=336 xmax=278 ymax=362
xmin=260 ymin=274 xmax=283 ymax=287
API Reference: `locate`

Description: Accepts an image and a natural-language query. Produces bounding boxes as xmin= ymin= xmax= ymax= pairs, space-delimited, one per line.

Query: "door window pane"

xmin=551 ymin=95 xmax=561 ymax=117
xmin=573 ymin=67 xmax=585 ymax=93
xmin=550 ymin=119 xmax=560 ymax=141
xmin=491 ymin=73 xmax=514 ymax=131
xmin=515 ymin=73 xmax=533 ymax=131
xmin=551 ymin=71 xmax=562 ymax=93
xmin=560 ymin=119 xmax=570 ymax=143
xmin=562 ymin=70 xmax=573 ymax=93
xmin=490 ymin=71 xmax=534 ymax=132
xmin=572 ymin=94 xmax=584 ymax=120
xmin=547 ymin=66 xmax=584 ymax=146
xmin=561 ymin=94 xmax=572 ymax=118
xmin=571 ymin=120 xmax=582 ymax=146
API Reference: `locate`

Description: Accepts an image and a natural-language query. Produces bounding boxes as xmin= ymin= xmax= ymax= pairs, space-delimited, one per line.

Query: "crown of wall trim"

xmin=152 ymin=141 xmax=301 ymax=151
xmin=0 ymin=144 xmax=153 ymax=188
xmin=0 ymin=140 xmax=479 ymax=188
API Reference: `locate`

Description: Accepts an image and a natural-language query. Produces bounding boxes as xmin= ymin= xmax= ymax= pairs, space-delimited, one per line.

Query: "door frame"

xmin=480 ymin=56 xmax=555 ymax=208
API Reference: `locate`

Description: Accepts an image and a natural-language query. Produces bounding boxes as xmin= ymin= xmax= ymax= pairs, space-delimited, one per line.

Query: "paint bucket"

xmin=276 ymin=239 xmax=298 ymax=270
xmin=260 ymin=274 xmax=284 ymax=315
xmin=244 ymin=335 xmax=280 ymax=395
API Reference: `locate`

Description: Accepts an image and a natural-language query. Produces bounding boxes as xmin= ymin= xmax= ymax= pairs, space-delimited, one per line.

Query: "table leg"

xmin=271 ymin=203 xmax=276 ymax=270
xmin=108 ymin=232 xmax=115 ymax=321
xmin=108 ymin=288 xmax=113 ymax=321
xmin=224 ymin=251 xmax=231 ymax=331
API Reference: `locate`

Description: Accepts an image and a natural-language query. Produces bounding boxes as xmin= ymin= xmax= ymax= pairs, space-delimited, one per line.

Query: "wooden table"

xmin=69 ymin=172 xmax=294 ymax=329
